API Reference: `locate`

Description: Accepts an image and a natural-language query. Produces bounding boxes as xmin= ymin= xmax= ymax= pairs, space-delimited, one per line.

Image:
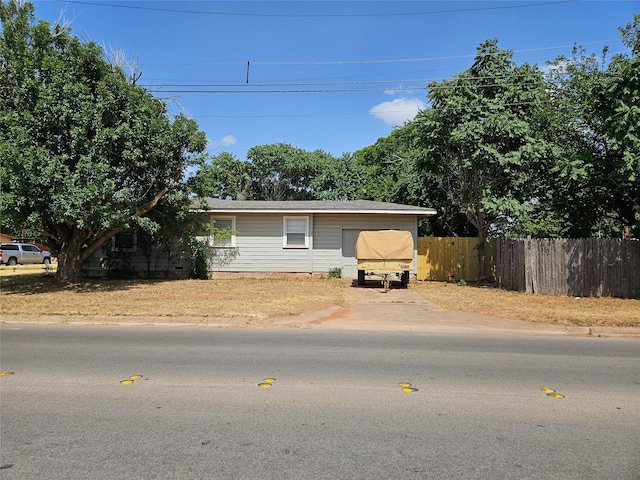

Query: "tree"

xmin=414 ymin=39 xmax=554 ymax=279
xmin=543 ymin=46 xmax=611 ymax=237
xmin=190 ymin=143 xmax=367 ymax=202
xmin=246 ymin=143 xmax=323 ymax=200
xmin=354 ymin=125 xmax=473 ymax=236
xmin=188 ymin=152 xmax=252 ymax=200
xmin=594 ymin=15 xmax=640 ymax=238
xmin=0 ymin=1 xmax=206 ymax=283
xmin=544 ymin=15 xmax=640 ymax=239
xmin=303 ymin=151 xmax=367 ymax=201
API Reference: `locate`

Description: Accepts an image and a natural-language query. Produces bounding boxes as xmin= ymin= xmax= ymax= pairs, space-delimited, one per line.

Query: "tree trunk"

xmin=477 ymin=234 xmax=487 ymax=282
xmin=53 ymin=227 xmax=120 ymax=284
xmin=55 ymin=231 xmax=88 ymax=284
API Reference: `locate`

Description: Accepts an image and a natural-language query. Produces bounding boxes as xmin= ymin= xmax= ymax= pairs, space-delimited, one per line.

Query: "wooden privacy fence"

xmin=417 ymin=237 xmax=496 ymax=282
xmin=494 ymin=238 xmax=640 ymax=299
xmin=418 ymin=237 xmax=639 ymax=298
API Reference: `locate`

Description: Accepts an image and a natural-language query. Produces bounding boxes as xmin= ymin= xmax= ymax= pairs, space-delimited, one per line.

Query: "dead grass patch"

xmin=1 ymin=267 xmax=639 ymax=328
xmin=409 ymin=281 xmax=640 ymax=328
xmin=0 ymin=269 xmax=352 ymax=320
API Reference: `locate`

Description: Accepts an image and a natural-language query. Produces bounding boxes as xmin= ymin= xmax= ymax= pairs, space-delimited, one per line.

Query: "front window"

xmin=283 ymin=216 xmax=309 ymax=248
xmin=211 ymin=217 xmax=236 ymax=247
xmin=114 ymin=232 xmax=136 ymax=252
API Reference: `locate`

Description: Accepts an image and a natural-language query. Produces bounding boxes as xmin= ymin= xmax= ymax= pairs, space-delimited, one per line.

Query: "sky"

xmin=28 ymin=0 xmax=639 ymax=161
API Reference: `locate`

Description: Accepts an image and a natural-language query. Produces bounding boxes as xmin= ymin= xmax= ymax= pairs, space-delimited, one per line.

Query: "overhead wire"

xmin=55 ymin=0 xmax=577 ymax=17
xmin=56 ymin=0 xmax=623 ymax=126
xmin=140 ymin=71 xmax=574 ymax=89
xmin=141 ymin=40 xmax=617 ymax=67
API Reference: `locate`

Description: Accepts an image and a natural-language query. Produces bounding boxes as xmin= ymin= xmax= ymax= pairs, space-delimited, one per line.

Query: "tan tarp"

xmin=355 ymin=230 xmax=414 ymax=261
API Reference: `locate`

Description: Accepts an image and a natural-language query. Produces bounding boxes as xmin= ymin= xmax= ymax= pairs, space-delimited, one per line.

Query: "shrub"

xmin=328 ymin=267 xmax=343 ymax=279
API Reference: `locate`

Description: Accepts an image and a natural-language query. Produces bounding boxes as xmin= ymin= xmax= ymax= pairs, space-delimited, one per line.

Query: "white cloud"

xmin=369 ymin=97 xmax=425 ymax=126
xmin=216 ymin=135 xmax=238 ymax=147
xmin=384 ymin=85 xmax=417 ymax=96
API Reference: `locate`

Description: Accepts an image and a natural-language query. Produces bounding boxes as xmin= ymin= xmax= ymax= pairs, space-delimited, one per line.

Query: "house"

xmin=0 ymin=233 xmax=15 ymax=244
xmin=195 ymin=199 xmax=436 ymax=278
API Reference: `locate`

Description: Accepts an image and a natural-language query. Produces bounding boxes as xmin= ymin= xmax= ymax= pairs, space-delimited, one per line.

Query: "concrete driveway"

xmin=267 ymin=283 xmax=639 ymax=337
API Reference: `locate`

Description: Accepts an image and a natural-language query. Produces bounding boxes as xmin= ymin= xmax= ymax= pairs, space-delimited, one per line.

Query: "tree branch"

xmin=135 ymin=178 xmax=176 ymax=217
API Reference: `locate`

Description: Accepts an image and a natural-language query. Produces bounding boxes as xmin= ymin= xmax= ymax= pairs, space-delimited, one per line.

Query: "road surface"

xmin=1 ymin=325 xmax=639 ymax=479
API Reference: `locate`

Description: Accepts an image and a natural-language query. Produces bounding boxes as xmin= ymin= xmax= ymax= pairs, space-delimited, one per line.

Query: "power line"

xmin=55 ymin=0 xmax=577 ymax=18
xmin=141 ymin=40 xmax=616 ymax=67
xmin=146 ymin=81 xmax=559 ymax=94
xmin=140 ymin=71 xmax=575 ymax=90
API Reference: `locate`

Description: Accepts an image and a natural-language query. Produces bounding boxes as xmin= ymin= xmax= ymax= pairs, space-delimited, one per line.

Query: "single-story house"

xmin=195 ymin=199 xmax=436 ymax=278
xmin=81 ymin=199 xmax=436 ymax=279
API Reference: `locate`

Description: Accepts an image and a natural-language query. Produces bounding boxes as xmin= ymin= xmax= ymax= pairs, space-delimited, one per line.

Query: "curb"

xmin=2 ymin=312 xmax=639 ymax=337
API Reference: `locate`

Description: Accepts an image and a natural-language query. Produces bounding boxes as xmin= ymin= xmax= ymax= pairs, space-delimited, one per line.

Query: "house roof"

xmin=195 ymin=198 xmax=437 ymax=218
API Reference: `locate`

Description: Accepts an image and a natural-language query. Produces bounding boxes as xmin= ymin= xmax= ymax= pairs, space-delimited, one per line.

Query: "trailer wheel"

xmin=357 ymin=269 xmax=365 ymax=286
xmin=401 ymin=271 xmax=410 ymax=287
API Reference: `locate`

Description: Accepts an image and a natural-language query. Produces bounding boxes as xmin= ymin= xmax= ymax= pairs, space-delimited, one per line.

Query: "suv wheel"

xmin=43 ymin=257 xmax=51 ymax=265
xmin=7 ymin=257 xmax=17 ymax=266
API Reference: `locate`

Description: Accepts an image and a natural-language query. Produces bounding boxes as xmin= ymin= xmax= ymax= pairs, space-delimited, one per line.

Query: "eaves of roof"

xmin=192 ymin=198 xmax=437 ymax=218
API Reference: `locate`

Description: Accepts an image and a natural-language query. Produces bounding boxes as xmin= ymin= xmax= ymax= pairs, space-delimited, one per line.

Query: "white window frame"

xmin=283 ymin=216 xmax=309 ymax=249
xmin=210 ymin=216 xmax=236 ymax=248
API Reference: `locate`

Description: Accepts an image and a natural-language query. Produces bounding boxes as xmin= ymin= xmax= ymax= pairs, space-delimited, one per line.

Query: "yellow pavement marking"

xmin=401 ymin=387 xmax=418 ymax=393
xmin=398 ymin=382 xmax=412 ymax=388
xmin=263 ymin=378 xmax=276 ymax=383
xmin=0 ymin=371 xmax=15 ymax=376
xmin=129 ymin=375 xmax=143 ymax=380
xmin=258 ymin=382 xmax=273 ymax=389
xmin=547 ymin=393 xmax=565 ymax=399
xmin=540 ymin=387 xmax=555 ymax=393
xmin=120 ymin=379 xmax=134 ymax=385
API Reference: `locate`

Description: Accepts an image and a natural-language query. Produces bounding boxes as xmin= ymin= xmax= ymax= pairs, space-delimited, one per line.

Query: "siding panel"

xmin=209 ymin=212 xmax=418 ymax=276
xmin=210 ymin=214 xmax=312 ymax=272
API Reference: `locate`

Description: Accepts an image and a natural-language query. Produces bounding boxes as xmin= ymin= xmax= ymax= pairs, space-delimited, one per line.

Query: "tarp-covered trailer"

xmin=355 ymin=230 xmax=414 ymax=290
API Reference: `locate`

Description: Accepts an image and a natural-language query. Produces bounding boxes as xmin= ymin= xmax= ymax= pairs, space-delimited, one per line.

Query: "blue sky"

xmin=30 ymin=1 xmax=638 ymax=160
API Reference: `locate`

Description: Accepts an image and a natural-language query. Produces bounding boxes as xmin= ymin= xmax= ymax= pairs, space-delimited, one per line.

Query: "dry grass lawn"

xmin=409 ymin=281 xmax=640 ymax=328
xmin=1 ymin=265 xmax=639 ymax=328
xmin=0 ymin=266 xmax=351 ymax=320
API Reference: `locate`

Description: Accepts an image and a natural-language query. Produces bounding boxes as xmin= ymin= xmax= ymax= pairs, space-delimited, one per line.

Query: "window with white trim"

xmin=211 ymin=216 xmax=236 ymax=247
xmin=283 ymin=216 xmax=309 ymax=248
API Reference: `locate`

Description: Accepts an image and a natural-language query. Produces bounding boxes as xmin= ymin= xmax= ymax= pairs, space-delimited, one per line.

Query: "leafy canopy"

xmin=0 ymin=0 xmax=206 ymax=283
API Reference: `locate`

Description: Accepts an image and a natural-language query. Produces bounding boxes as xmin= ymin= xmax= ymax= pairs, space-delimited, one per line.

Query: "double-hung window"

xmin=283 ymin=216 xmax=309 ymax=248
xmin=211 ymin=217 xmax=236 ymax=247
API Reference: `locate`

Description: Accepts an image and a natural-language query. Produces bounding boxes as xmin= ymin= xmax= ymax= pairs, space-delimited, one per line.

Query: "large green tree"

xmin=595 ymin=15 xmax=640 ymax=238
xmin=246 ymin=143 xmax=332 ymax=200
xmin=414 ymin=39 xmax=555 ymax=278
xmin=354 ymin=125 xmax=473 ymax=236
xmin=190 ymin=143 xmax=367 ymax=201
xmin=543 ymin=46 xmax=609 ymax=237
xmin=543 ymin=15 xmax=640 ymax=239
xmin=188 ymin=152 xmax=252 ymax=200
xmin=0 ymin=1 xmax=206 ymax=283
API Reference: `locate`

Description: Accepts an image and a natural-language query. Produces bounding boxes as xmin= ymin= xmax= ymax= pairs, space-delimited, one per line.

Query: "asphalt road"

xmin=1 ymin=325 xmax=639 ymax=479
